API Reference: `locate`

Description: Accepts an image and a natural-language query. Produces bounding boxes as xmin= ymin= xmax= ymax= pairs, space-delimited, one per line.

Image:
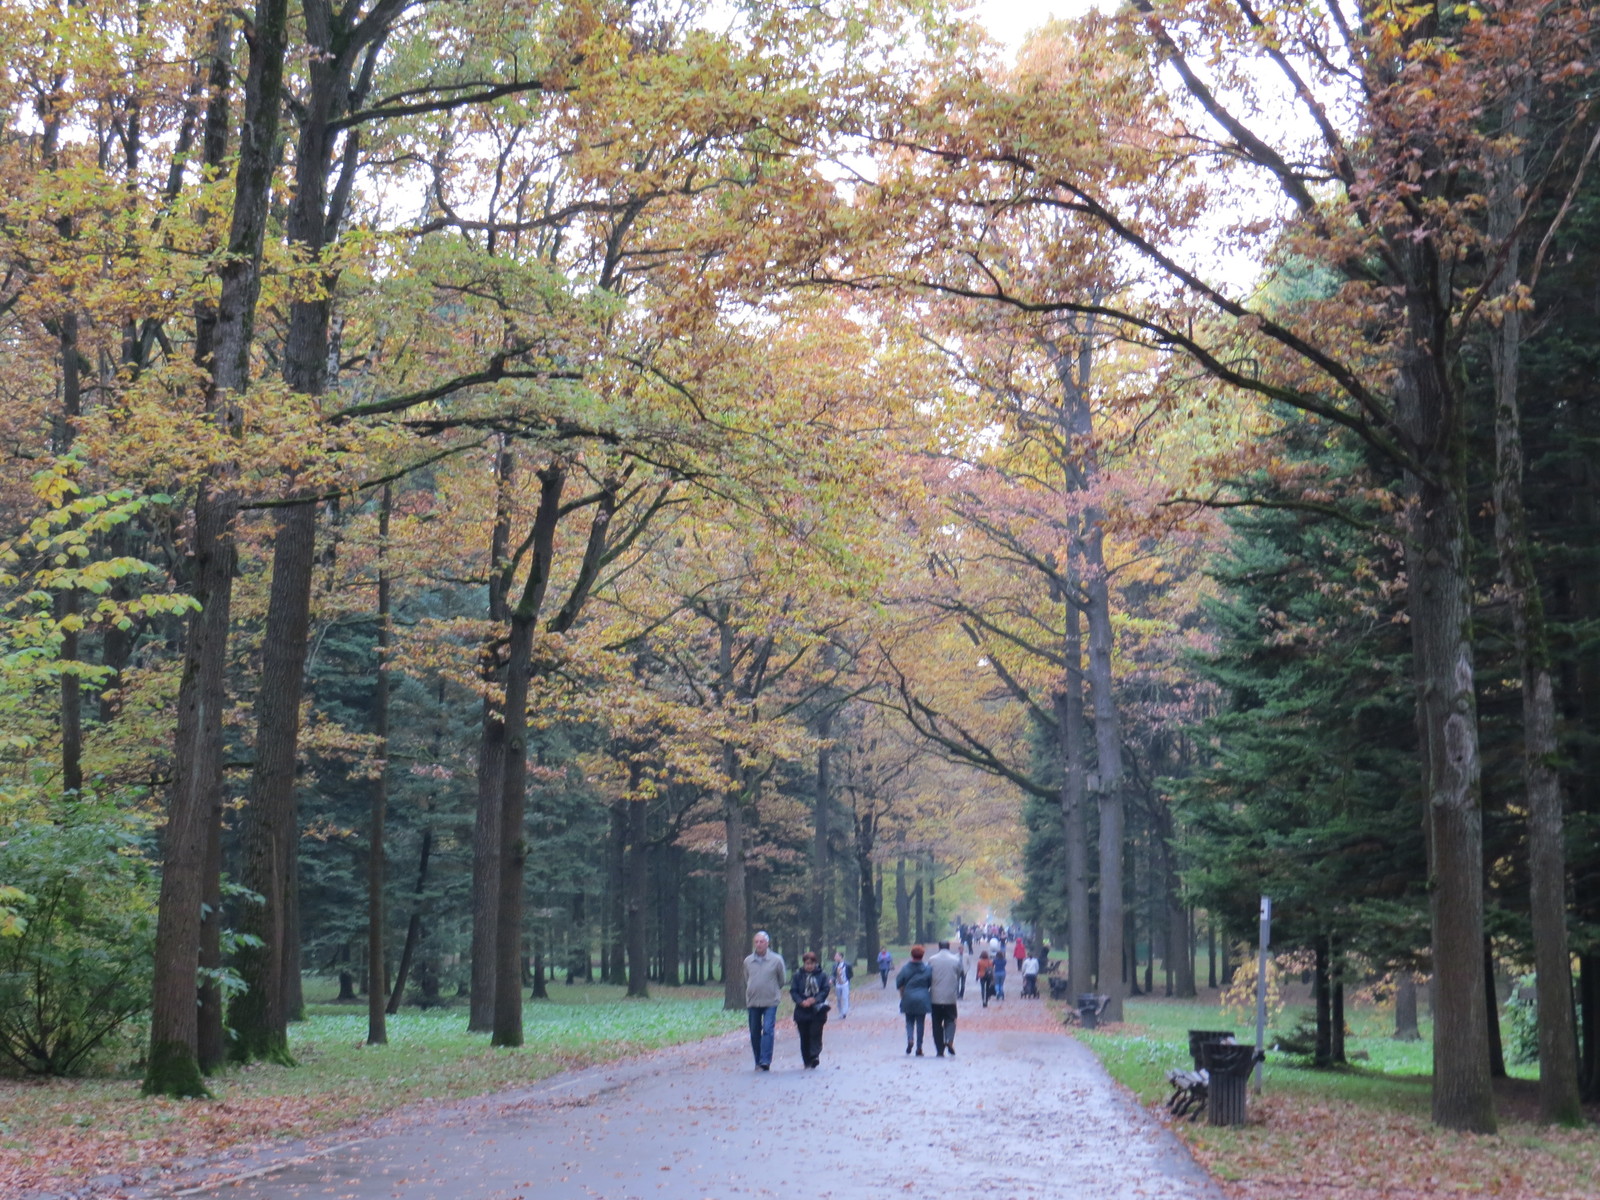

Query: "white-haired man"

xmin=744 ymin=931 xmax=786 ymax=1070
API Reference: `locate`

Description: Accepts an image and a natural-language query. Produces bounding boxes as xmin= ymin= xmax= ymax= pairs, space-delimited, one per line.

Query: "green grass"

xmin=1072 ymin=993 xmax=1533 ymax=1116
xmin=0 ymin=976 xmax=745 ymax=1179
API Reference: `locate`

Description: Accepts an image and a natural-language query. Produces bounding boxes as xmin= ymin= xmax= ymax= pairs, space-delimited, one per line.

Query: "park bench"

xmin=1165 ymin=1067 xmax=1208 ymax=1120
xmin=1062 ymin=992 xmax=1110 ymax=1028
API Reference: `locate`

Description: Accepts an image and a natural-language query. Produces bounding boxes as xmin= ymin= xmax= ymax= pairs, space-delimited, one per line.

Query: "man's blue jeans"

xmin=747 ymin=1005 xmax=777 ymax=1066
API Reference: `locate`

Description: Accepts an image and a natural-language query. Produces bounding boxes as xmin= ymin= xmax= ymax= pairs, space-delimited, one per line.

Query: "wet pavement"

xmin=132 ymin=977 xmax=1222 ymax=1200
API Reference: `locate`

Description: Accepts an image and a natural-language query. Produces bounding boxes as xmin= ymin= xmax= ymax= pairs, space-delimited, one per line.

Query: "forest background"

xmin=0 ymin=0 xmax=1597 ymax=1166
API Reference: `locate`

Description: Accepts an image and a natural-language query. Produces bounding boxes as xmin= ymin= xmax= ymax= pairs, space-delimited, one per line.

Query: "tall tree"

xmin=146 ymin=0 xmax=289 ymax=1098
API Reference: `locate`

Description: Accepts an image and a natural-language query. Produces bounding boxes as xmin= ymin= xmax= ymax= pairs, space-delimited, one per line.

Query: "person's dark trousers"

xmin=956 ymin=972 xmax=966 ymax=999
xmin=747 ymin=1005 xmax=777 ymax=1067
xmin=795 ymin=1014 xmax=826 ymax=1066
xmin=931 ymin=1003 xmax=957 ymax=1055
xmin=904 ymin=1013 xmax=926 ymax=1053
xmin=880 ymin=969 xmax=889 ymax=987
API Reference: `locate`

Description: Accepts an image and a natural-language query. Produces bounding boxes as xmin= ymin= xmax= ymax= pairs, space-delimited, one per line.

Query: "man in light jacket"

xmin=928 ymin=940 xmax=964 ymax=1057
xmin=744 ymin=931 xmax=787 ymax=1070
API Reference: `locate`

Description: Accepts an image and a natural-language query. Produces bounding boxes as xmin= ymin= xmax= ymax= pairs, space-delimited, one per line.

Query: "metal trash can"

xmin=1199 ymin=1041 xmax=1263 ymax=1126
xmin=1187 ymin=1029 xmax=1235 ymax=1070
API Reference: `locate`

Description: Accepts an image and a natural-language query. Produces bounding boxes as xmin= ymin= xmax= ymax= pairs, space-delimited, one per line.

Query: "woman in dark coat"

xmin=895 ymin=944 xmax=933 ymax=1056
xmin=790 ymin=951 xmax=832 ymax=1068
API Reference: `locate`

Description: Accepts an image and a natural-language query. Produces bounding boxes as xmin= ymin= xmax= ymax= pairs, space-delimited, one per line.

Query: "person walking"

xmin=895 ymin=944 xmax=933 ymax=1056
xmin=832 ymin=949 xmax=852 ymax=1018
xmin=992 ymin=952 xmax=1007 ymax=1002
xmin=927 ymin=940 xmax=963 ymax=1057
xmin=877 ymin=947 xmax=893 ymax=987
xmin=976 ymin=951 xmax=994 ymax=1008
xmin=790 ymin=951 xmax=832 ymax=1068
xmin=744 ymin=931 xmax=787 ymax=1071
xmin=955 ymin=938 xmax=968 ymax=1000
xmin=1021 ymin=953 xmax=1040 ymax=999
xmin=1013 ymin=935 xmax=1027 ymax=977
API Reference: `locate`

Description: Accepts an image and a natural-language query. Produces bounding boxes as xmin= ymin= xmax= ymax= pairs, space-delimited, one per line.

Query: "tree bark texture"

xmin=1057 ymin=663 xmax=1093 ymax=1000
xmin=386 ymin=825 xmax=432 ymax=1014
xmin=491 ymin=468 xmax=564 ymax=1046
xmin=230 ymin=502 xmax=316 ymax=1065
xmin=145 ymin=0 xmax=287 ymax=1099
xmin=1487 ymin=118 xmax=1582 ymax=1123
xmin=367 ymin=486 xmax=392 ymax=1046
xmin=470 ymin=439 xmax=516 ymax=1029
xmin=230 ymin=0 xmax=390 ymax=1065
xmin=625 ymin=796 xmax=650 ymax=998
xmin=1395 ymin=276 xmax=1495 ymax=1131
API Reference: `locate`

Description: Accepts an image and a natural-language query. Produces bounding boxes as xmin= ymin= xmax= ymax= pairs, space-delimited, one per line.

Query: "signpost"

xmin=1254 ymin=894 xmax=1271 ymax=1093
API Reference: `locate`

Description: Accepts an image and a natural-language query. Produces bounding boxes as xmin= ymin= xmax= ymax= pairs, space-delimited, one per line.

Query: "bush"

xmin=0 ymin=803 xmax=155 ymax=1075
xmin=1506 ymin=974 xmax=1538 ymax=1065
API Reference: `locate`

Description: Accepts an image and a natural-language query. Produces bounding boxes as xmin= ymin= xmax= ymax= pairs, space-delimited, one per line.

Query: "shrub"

xmin=1506 ymin=974 xmax=1538 ymax=1065
xmin=0 ymin=803 xmax=155 ymax=1075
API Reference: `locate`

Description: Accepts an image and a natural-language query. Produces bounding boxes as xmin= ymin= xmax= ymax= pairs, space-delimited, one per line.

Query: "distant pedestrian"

xmin=896 ymin=944 xmax=933 ymax=1056
xmin=993 ymin=953 xmax=1007 ymax=1002
xmin=877 ymin=947 xmax=893 ymax=987
xmin=790 ymin=951 xmax=832 ymax=1068
xmin=928 ymin=941 xmax=962 ymax=1057
xmin=744 ymin=931 xmax=787 ymax=1071
xmin=832 ymin=949 xmax=852 ymax=1018
xmin=976 ymin=951 xmax=994 ymax=1008
xmin=955 ymin=939 xmax=968 ymax=1000
xmin=1013 ymin=936 xmax=1026 ymax=974
xmin=1021 ymin=954 xmax=1040 ymax=999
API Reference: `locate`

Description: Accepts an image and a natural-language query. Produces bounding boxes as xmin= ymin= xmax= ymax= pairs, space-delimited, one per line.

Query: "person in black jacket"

xmin=790 ymin=952 xmax=832 ymax=1068
xmin=895 ymin=945 xmax=933 ymax=1056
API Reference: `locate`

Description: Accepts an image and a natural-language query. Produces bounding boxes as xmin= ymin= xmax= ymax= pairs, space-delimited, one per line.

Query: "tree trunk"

xmin=387 ymin=825 xmax=433 ymax=1014
xmin=1395 ymin=973 xmax=1421 ymax=1041
xmin=660 ymin=844 xmax=682 ymax=986
xmin=144 ymin=3 xmax=287 ymax=1101
xmin=367 ymin=486 xmax=391 ymax=1046
xmin=722 ymin=752 xmax=748 ymax=1011
xmin=810 ymin=713 xmax=832 ymax=957
xmin=230 ymin=502 xmax=316 ymax=1066
xmin=895 ymin=858 xmax=909 ymax=944
xmin=54 ymin=310 xmax=83 ymax=796
xmin=1396 ymin=270 xmax=1496 ymax=1132
xmin=1487 ymin=115 xmax=1582 ymax=1123
xmin=1579 ymin=955 xmax=1599 ymax=1102
xmin=470 ymin=439 xmax=515 ymax=1031
xmin=604 ymin=797 xmax=627 ymax=982
xmin=1088 ymin=558 xmax=1125 ymax=1021
xmin=1486 ymin=936 xmax=1507 ymax=1080
xmin=625 ymin=796 xmax=650 ymax=998
xmin=1333 ymin=974 xmax=1347 ymax=1065
xmin=491 ymin=467 xmax=564 ymax=1047
xmin=1314 ymin=935 xmax=1333 ymax=1067
xmin=856 ymin=813 xmax=880 ymax=967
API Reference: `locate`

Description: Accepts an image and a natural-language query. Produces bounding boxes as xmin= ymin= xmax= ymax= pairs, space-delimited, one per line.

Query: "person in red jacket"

xmin=1013 ymin=935 xmax=1026 ymax=974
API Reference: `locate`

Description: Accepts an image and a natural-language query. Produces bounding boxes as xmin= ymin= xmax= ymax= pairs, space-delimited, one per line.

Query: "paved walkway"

xmin=133 ymin=974 xmax=1221 ymax=1200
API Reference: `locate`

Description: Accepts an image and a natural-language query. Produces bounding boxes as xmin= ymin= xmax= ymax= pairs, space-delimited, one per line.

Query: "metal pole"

xmin=1254 ymin=895 xmax=1271 ymax=1093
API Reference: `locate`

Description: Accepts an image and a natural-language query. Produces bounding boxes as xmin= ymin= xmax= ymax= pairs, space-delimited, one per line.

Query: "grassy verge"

xmin=0 ymin=980 xmax=742 ymax=1196
xmin=1067 ymin=993 xmax=1599 ymax=1200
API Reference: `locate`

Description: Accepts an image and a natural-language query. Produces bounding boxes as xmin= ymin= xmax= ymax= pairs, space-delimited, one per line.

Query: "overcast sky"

xmin=971 ymin=0 xmax=1118 ymax=54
